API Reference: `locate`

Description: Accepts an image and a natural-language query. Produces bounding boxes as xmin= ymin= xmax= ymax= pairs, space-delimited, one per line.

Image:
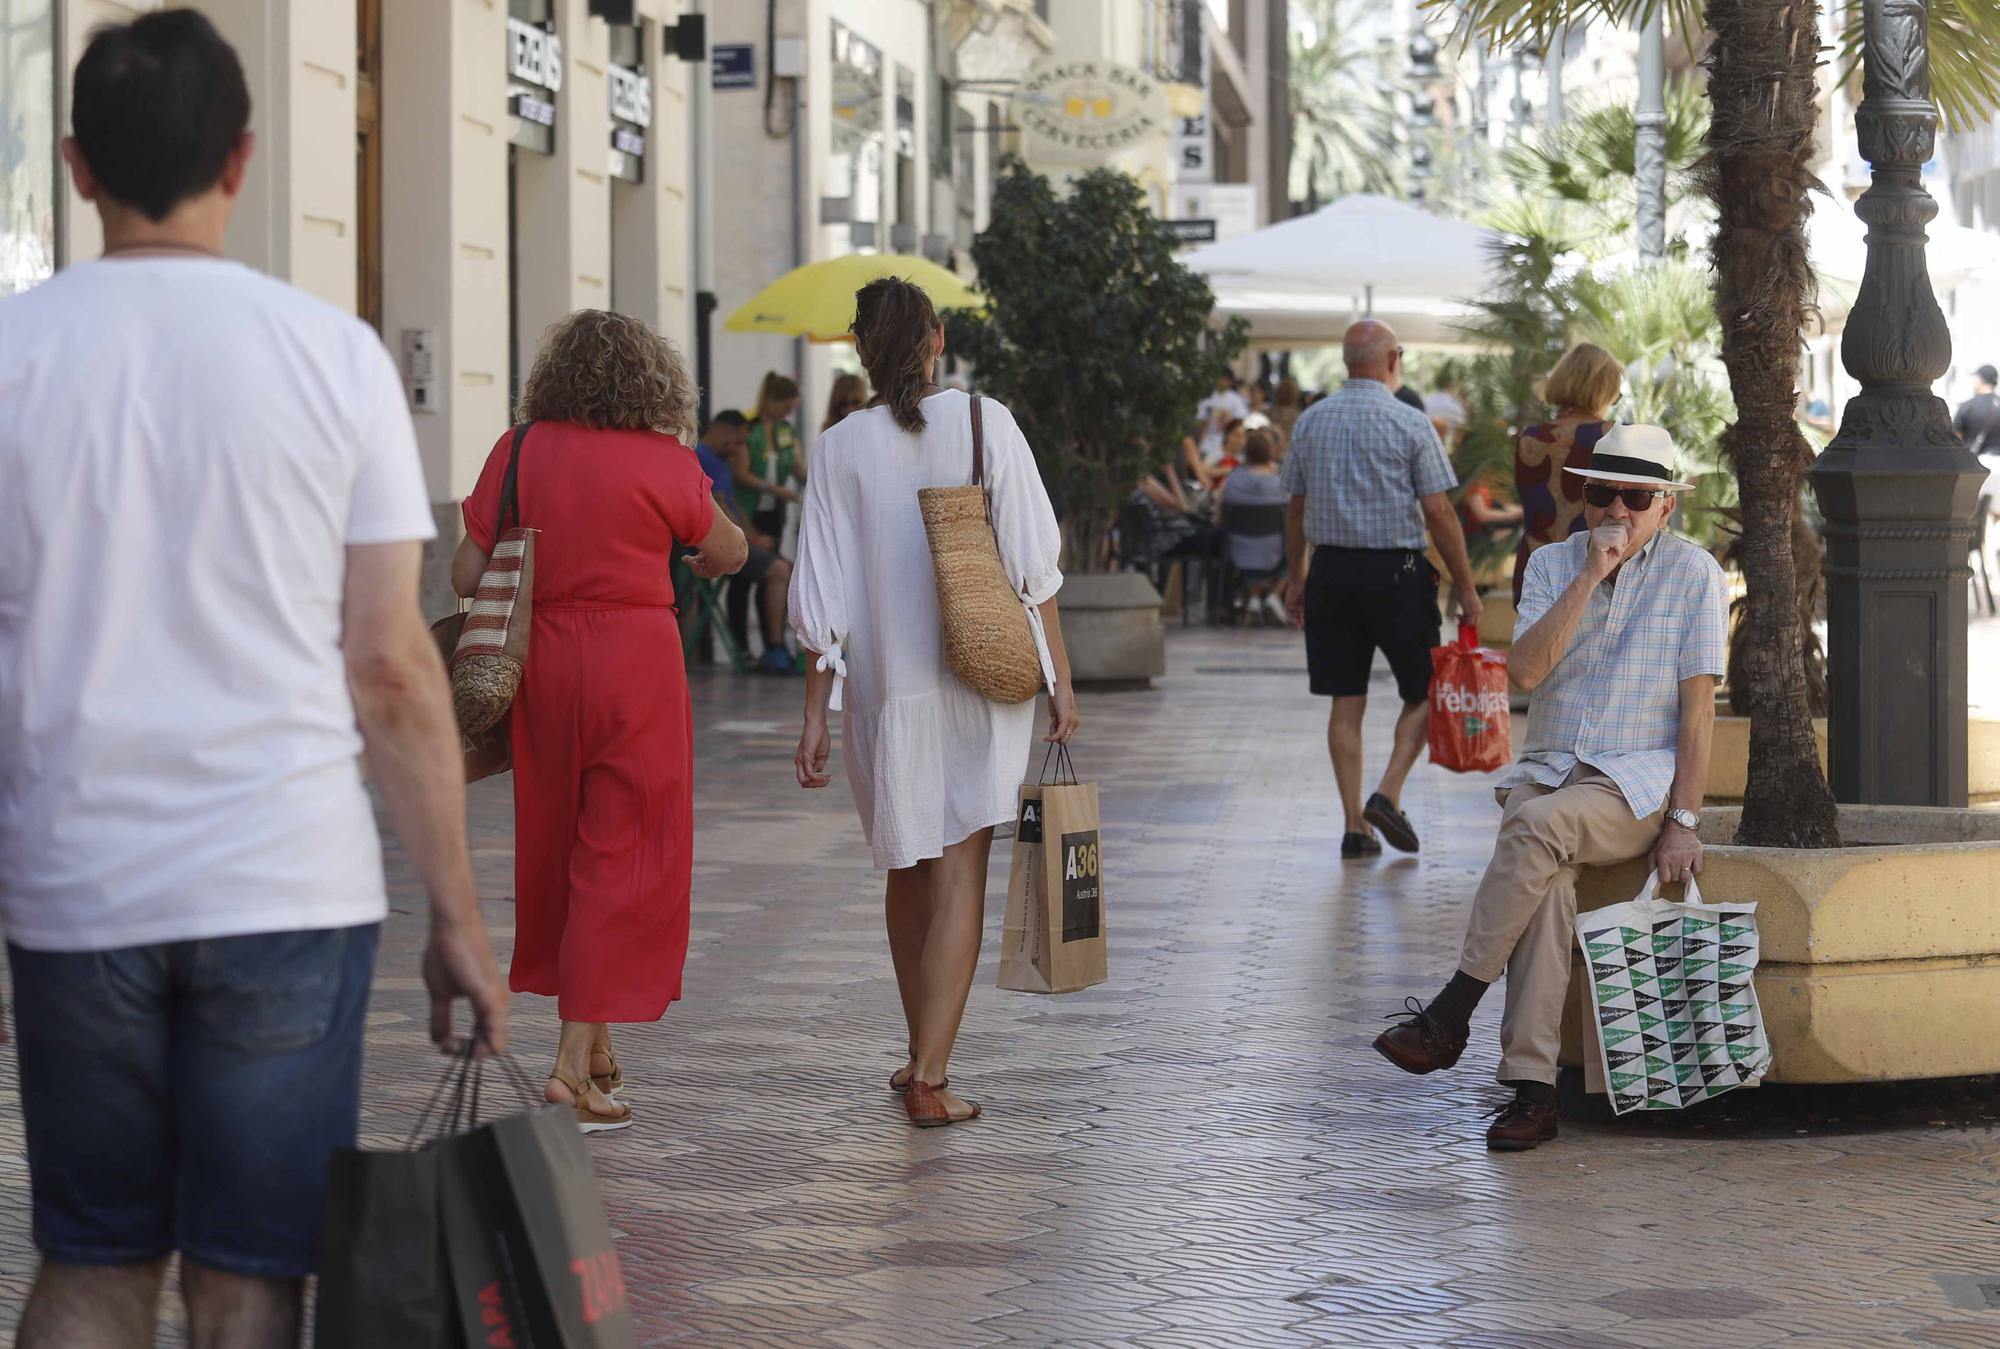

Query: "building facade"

xmin=708 ymin=0 xmax=1289 ymax=436
xmin=16 ymin=0 xmax=702 ymax=614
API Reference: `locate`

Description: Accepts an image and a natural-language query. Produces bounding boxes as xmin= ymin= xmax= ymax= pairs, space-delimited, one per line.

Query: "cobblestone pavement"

xmin=5 ymin=626 xmax=2000 ymax=1347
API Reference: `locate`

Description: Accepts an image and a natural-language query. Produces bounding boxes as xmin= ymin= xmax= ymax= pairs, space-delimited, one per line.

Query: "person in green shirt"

xmin=735 ymin=371 xmax=802 ymax=539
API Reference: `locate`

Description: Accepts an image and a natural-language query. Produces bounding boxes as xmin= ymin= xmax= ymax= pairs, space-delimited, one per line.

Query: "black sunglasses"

xmin=1583 ymin=483 xmax=1666 ymax=511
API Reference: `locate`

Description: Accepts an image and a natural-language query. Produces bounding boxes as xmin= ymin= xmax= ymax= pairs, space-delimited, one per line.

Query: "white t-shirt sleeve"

xmin=345 ymin=336 xmax=437 ymax=545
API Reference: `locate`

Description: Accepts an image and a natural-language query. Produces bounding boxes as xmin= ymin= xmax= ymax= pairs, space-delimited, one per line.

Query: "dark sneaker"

xmin=1364 ymin=793 xmax=1420 ymax=853
xmin=758 ymin=647 xmax=797 ymax=675
xmin=1485 ymin=1097 xmax=1560 ymax=1151
xmin=1341 ymin=832 xmax=1381 ymax=860
xmin=1372 ymin=998 xmax=1468 ymax=1075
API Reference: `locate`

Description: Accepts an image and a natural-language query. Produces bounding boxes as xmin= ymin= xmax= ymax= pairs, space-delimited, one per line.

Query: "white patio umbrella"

xmin=1182 ymin=194 xmax=1505 ymax=347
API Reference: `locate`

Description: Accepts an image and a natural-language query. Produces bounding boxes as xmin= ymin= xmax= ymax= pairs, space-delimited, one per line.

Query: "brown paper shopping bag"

xmin=999 ymin=745 xmax=1106 ymax=993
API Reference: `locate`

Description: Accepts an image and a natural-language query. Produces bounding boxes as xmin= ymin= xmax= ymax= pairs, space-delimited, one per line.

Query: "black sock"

xmin=1506 ymin=1080 xmax=1556 ymax=1107
xmin=1424 ymin=969 xmax=1490 ymax=1031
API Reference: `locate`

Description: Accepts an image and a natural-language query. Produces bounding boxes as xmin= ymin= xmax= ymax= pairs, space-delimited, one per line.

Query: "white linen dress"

xmin=788 ymin=389 xmax=1064 ymax=871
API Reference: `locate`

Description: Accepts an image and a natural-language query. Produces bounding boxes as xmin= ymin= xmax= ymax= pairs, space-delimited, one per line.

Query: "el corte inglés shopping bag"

xmin=1428 ymin=621 xmax=1511 ymax=774
xmin=1575 ymin=876 xmax=1773 ymax=1115
xmin=999 ymin=745 xmax=1106 ymax=994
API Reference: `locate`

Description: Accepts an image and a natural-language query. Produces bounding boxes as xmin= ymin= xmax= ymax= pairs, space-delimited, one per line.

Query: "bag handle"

xmin=498 ymin=420 xmax=534 ymax=533
xmin=1037 ymin=741 xmax=1079 ymax=786
xmin=1456 ymin=619 xmax=1479 ymax=651
xmin=969 ymin=395 xmax=985 ymax=489
xmin=1635 ymin=873 xmax=1705 ymax=906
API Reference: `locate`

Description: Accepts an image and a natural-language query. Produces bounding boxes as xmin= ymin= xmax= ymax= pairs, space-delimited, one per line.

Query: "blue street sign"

xmin=712 ymin=43 xmax=754 ymax=90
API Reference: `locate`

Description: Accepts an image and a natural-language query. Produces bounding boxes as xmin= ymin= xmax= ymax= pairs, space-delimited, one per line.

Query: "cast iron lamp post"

xmin=1808 ymin=0 xmax=1987 ymax=806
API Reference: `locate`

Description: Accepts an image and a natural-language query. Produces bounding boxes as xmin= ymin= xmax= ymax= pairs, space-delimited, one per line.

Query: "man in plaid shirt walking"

xmin=1283 ymin=322 xmax=1484 ymax=860
xmin=1371 ymin=425 xmax=1729 ymax=1152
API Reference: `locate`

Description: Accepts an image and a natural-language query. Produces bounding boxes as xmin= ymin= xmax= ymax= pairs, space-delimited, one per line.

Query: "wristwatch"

xmin=1667 ymin=808 xmax=1701 ymax=831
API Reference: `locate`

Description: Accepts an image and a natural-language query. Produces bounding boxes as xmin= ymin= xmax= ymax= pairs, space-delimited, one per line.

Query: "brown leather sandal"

xmin=904 ymin=1080 xmax=980 ymax=1128
xmin=549 ymin=1071 xmax=633 ymax=1134
xmin=590 ymin=1047 xmax=624 ymax=1097
xmin=889 ymin=1066 xmax=943 ymax=1095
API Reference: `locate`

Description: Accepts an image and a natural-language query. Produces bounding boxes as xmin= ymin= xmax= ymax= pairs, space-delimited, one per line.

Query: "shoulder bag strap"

xmin=498 ymin=421 xmax=533 ymax=532
xmin=969 ymin=395 xmax=985 ymax=488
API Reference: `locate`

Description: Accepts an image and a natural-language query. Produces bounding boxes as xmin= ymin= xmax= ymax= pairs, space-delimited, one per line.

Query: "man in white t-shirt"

xmin=1196 ymin=370 xmax=1251 ymax=462
xmin=0 ymin=14 xmax=508 ymax=1344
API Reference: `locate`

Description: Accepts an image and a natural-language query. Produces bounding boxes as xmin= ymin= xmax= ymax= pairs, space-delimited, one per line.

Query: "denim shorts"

xmin=7 ymin=923 xmax=380 ymax=1279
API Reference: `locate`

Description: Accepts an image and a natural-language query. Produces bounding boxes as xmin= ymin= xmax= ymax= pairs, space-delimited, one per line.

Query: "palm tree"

xmin=1290 ymin=0 xmax=1402 ymax=204
xmin=1443 ymin=0 xmax=2000 ymax=847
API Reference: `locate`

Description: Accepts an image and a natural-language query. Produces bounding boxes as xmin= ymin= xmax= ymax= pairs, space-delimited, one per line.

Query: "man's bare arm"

xmin=344 ymin=541 xmax=509 ymax=1057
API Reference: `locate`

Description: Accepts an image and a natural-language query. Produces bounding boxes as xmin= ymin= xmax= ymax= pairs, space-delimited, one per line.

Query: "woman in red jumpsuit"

xmin=454 ymin=310 xmax=745 ymax=1133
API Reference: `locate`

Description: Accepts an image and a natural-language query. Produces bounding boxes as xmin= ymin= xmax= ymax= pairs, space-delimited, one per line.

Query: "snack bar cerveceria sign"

xmin=1013 ymin=60 xmax=1169 ymax=165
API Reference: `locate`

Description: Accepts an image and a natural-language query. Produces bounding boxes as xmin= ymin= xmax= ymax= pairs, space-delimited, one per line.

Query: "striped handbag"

xmin=430 ymin=422 xmax=536 ymax=775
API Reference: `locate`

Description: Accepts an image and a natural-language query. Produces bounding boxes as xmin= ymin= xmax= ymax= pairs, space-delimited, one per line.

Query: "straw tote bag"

xmin=430 ymin=422 xmax=538 ymax=777
xmin=918 ymin=397 xmax=1044 ymax=704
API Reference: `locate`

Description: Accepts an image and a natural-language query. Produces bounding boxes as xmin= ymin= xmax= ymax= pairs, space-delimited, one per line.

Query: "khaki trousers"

xmin=1458 ymin=767 xmax=1663 ymax=1085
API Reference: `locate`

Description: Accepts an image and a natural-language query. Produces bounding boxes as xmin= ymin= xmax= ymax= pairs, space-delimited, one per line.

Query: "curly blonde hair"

xmin=517 ymin=309 xmax=698 ymax=441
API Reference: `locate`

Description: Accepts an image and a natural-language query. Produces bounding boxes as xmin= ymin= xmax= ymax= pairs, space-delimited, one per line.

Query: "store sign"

xmin=1163 ymin=218 xmax=1217 ymax=244
xmin=609 ymin=64 xmax=651 ymax=127
xmin=512 ymin=93 xmax=556 ymax=127
xmin=712 ymin=43 xmax=755 ymax=90
xmin=612 ymin=126 xmax=645 ymax=156
xmin=1175 ymin=20 xmax=1211 ymax=184
xmin=1013 ymin=60 xmax=1168 ymax=165
xmin=507 ymin=17 xmax=563 ymax=92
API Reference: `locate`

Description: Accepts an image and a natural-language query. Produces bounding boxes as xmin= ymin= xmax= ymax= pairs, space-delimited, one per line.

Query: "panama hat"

xmin=1562 ymin=423 xmax=1698 ymax=491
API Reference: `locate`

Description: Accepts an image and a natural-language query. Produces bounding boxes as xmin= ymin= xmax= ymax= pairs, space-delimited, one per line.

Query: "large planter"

xmin=1705 ymin=713 xmax=2000 ymax=804
xmin=1060 ymin=572 xmax=1166 ymax=686
xmin=1560 ymin=805 xmax=2000 ymax=1084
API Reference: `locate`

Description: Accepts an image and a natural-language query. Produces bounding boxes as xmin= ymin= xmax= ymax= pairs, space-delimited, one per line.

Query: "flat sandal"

xmin=904 ymin=1079 xmax=980 ymax=1128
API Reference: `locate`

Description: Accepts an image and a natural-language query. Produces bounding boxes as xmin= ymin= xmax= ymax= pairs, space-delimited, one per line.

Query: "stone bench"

xmin=1559 ymin=805 xmax=2000 ymax=1084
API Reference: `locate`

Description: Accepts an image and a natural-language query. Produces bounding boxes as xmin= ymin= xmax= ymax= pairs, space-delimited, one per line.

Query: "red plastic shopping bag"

xmin=1428 ymin=621 xmax=1511 ymax=773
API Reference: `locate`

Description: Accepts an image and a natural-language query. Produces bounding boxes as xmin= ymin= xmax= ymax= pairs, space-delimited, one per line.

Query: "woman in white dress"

xmin=789 ymin=277 xmax=1080 ymax=1127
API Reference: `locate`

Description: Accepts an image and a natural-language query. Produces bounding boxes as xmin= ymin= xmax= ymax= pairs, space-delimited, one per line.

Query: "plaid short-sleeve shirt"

xmin=1497 ymin=529 xmax=1730 ymax=819
xmin=1279 ymin=379 xmax=1458 ymax=550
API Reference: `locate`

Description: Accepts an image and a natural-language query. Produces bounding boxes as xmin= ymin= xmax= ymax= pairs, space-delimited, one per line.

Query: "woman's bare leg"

xmin=886 ymin=860 xmax=933 ymax=1085
xmin=910 ymin=829 xmax=994 ymax=1110
xmin=545 ymin=1020 xmax=620 ymax=1115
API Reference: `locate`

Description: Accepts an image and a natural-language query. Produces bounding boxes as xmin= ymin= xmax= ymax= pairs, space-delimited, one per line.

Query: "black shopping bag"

xmin=315 ymin=1146 xmax=456 ymax=1348
xmin=437 ymin=1122 xmax=535 ymax=1349
xmin=487 ymin=1099 xmax=637 ymax=1346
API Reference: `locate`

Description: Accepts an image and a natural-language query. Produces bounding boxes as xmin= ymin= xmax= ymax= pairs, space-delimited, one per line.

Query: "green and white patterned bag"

xmin=1575 ymin=877 xmax=1773 ymax=1115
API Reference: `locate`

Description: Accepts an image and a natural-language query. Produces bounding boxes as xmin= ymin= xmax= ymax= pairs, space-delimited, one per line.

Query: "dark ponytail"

xmin=850 ymin=277 xmax=939 ymax=434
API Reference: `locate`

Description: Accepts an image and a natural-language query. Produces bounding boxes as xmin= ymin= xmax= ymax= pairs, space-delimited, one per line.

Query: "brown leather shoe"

xmin=1372 ymin=998 xmax=1469 ymax=1075
xmin=905 ymin=1080 xmax=980 ymax=1128
xmin=1484 ymin=1097 xmax=1559 ymax=1151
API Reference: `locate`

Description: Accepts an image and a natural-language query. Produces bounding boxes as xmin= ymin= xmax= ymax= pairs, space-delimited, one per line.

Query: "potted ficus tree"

xmin=945 ymin=160 xmax=1248 ymax=685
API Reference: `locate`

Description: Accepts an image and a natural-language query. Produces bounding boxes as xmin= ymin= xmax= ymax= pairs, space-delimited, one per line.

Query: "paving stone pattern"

xmin=4 ymin=627 xmax=2000 ymax=1347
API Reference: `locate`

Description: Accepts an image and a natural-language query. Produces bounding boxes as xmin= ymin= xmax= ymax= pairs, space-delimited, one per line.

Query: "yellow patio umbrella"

xmin=724 ymin=253 xmax=985 ymax=343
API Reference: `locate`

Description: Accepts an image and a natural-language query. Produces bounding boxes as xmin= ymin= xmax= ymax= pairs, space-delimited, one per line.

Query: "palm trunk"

xmin=1699 ymin=0 xmax=1841 ymax=847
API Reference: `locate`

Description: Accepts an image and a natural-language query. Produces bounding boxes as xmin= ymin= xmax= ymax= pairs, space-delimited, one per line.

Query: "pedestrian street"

xmin=3 ymin=625 xmax=1999 ymax=1347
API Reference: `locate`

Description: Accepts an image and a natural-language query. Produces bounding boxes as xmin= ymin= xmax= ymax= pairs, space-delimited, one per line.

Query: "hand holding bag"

xmin=1574 ymin=875 xmax=1772 ymax=1115
xmin=918 ymin=397 xmax=1046 ymax=704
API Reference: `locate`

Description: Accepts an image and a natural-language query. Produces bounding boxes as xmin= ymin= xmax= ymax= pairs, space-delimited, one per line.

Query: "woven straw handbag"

xmin=918 ymin=397 xmax=1044 ymax=704
xmin=429 ymin=422 xmax=537 ymax=762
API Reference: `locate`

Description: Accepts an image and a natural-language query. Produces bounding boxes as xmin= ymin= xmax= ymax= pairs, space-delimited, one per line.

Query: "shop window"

xmin=829 ymin=20 xmax=882 ymax=250
xmin=893 ymin=66 xmax=916 ymax=247
xmin=0 ymin=0 xmax=56 ymax=295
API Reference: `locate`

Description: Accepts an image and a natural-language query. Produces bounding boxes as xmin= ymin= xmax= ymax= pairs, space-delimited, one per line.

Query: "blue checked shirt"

xmin=1498 ymin=529 xmax=1730 ymax=819
xmin=1279 ymin=379 xmax=1458 ymax=550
